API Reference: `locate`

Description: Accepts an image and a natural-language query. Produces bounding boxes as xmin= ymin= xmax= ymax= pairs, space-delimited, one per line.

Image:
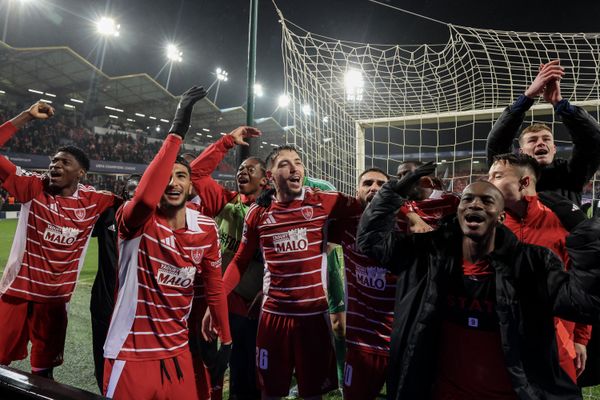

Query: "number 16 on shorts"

xmin=256 ymin=347 xmax=268 ymax=370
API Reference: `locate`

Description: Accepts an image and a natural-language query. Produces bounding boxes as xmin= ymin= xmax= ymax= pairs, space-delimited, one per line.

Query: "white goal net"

xmin=279 ymin=10 xmax=600 ymax=210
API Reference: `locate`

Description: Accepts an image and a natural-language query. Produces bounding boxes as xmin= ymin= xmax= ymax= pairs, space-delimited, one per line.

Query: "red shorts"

xmin=255 ymin=312 xmax=337 ymax=397
xmin=103 ymin=350 xmax=199 ymax=400
xmin=0 ymin=294 xmax=67 ymax=369
xmin=343 ymin=346 xmax=388 ymax=400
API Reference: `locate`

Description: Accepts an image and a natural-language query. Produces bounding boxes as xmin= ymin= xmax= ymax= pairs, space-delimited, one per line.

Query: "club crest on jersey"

xmin=190 ymin=247 xmax=204 ymax=264
xmin=355 ymin=266 xmax=387 ymax=291
xmin=273 ymin=228 xmax=308 ymax=253
xmin=157 ymin=265 xmax=196 ymax=288
xmin=301 ymin=206 xmax=313 ymax=220
xmin=74 ymin=208 xmax=86 ymax=221
xmin=43 ymin=224 xmax=81 ymax=246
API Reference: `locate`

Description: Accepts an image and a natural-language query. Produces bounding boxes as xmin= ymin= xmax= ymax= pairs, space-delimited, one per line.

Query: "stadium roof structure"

xmin=0 ymin=41 xmax=285 ymax=146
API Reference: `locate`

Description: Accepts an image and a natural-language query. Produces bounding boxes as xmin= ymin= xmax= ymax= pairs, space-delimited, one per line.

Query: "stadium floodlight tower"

xmin=94 ymin=16 xmax=120 ymax=73
xmin=212 ymin=67 xmax=229 ymax=105
xmin=3 ymin=0 xmax=34 ymax=42
xmin=165 ymin=43 xmax=183 ymax=91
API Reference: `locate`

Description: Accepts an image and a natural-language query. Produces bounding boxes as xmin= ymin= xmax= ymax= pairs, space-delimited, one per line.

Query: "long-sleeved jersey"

xmin=104 ymin=134 xmax=230 ymax=361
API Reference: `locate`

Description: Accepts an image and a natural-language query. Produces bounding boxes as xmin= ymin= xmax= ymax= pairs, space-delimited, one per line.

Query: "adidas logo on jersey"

xmin=272 ymin=228 xmax=308 ymax=253
xmin=43 ymin=223 xmax=81 ymax=246
xmin=263 ymin=214 xmax=277 ymax=225
xmin=157 ymin=264 xmax=196 ymax=288
xmin=160 ymin=236 xmax=176 ymax=248
xmin=355 ymin=266 xmax=387 ymax=291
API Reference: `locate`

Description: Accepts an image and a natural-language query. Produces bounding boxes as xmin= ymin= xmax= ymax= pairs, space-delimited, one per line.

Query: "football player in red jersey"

xmin=0 ymin=102 xmax=119 ymax=379
xmin=102 ymin=87 xmax=231 ymax=399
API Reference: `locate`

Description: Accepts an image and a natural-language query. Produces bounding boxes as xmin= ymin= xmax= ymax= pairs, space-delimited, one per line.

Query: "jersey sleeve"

xmin=190 ymin=135 xmax=238 ymax=217
xmin=0 ymin=121 xmax=18 ymax=147
xmin=0 ymin=156 xmax=44 ymax=202
xmin=574 ymin=323 xmax=592 ymax=346
xmin=200 ymin=221 xmax=232 ymax=343
xmin=329 ymin=191 xmax=364 ymax=220
xmin=221 ymin=204 xmax=261 ymax=294
xmin=118 ymin=134 xmax=182 ymax=238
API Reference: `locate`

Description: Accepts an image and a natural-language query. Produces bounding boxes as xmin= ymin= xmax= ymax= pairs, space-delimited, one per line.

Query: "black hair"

xmin=121 ymin=174 xmax=142 ymax=200
xmin=492 ymin=153 xmax=541 ymax=181
xmin=240 ymin=156 xmax=267 ymax=176
xmin=358 ymin=167 xmax=389 ymax=181
xmin=265 ymin=144 xmax=301 ymax=169
xmin=56 ymin=145 xmax=90 ymax=171
xmin=175 ymin=154 xmax=192 ymax=175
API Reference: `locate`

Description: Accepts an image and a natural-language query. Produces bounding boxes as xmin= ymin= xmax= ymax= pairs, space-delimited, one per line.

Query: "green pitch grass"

xmin=0 ymin=219 xmax=598 ymax=399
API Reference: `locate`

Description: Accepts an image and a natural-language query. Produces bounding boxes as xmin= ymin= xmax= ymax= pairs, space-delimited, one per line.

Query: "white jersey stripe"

xmin=268 ymin=267 xmax=322 ymax=278
xmin=268 ymin=282 xmax=323 ymax=291
xmin=129 ymin=328 xmax=187 ymax=337
xmin=16 ymin=275 xmax=77 ymax=287
xmin=119 ymin=340 xmax=188 ymax=353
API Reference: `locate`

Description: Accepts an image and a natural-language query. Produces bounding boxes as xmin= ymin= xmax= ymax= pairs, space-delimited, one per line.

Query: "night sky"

xmin=2 ymin=0 xmax=600 ymax=119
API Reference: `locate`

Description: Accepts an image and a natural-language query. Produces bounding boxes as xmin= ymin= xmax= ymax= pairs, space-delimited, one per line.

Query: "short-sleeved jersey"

xmin=0 ymin=167 xmax=116 ymax=303
xmin=235 ymin=187 xmax=361 ymax=316
xmin=331 ymin=213 xmax=397 ymax=355
xmin=104 ymin=204 xmax=222 ymax=361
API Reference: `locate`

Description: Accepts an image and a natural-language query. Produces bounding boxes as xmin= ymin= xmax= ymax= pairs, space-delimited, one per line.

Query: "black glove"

xmin=208 ymin=343 xmax=232 ymax=388
xmin=256 ymin=188 xmax=276 ymax=207
xmin=168 ymin=86 xmax=207 ymax=138
xmin=389 ymin=161 xmax=436 ymax=197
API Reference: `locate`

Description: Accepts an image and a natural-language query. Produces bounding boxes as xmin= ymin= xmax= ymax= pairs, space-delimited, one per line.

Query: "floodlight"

xmin=254 ymin=83 xmax=264 ymax=98
xmin=277 ymin=94 xmax=290 ymax=108
xmin=155 ymin=126 xmax=161 ymax=132
xmin=344 ymin=68 xmax=364 ymax=101
xmin=166 ymin=44 xmax=183 ymax=62
xmin=96 ymin=17 xmax=120 ymax=37
xmin=216 ymin=68 xmax=229 ymax=81
xmin=322 ymin=116 xmax=329 ymax=124
xmin=302 ymin=104 xmax=311 ymax=116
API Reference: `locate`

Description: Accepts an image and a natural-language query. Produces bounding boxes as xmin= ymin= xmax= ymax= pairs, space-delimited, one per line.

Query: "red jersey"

xmin=398 ymin=192 xmax=460 ymax=232
xmin=332 ymin=213 xmax=396 ymax=355
xmin=0 ymin=157 xmax=116 ymax=303
xmin=103 ymin=134 xmax=230 ymax=361
xmin=434 ymin=259 xmax=517 ymax=400
xmin=223 ymin=187 xmax=362 ymax=316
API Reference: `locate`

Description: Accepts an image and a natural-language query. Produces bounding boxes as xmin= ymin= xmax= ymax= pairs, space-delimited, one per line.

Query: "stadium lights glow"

xmin=262 ymin=141 xmax=268 ymax=145
xmin=28 ymin=89 xmax=43 ymax=94
xmin=0 ymin=90 xmax=5 ymax=95
xmin=202 ymin=128 xmax=210 ymax=132
xmin=219 ymin=132 xmax=226 ymax=136
xmin=39 ymin=99 xmax=52 ymax=104
xmin=149 ymin=116 xmax=157 ymax=120
xmin=104 ymin=106 xmax=124 ymax=113
xmin=160 ymin=118 xmax=169 ymax=123
xmin=135 ymin=112 xmax=146 ymax=117
xmin=64 ymin=104 xmax=75 ymax=109
xmin=155 ymin=126 xmax=161 ymax=132
xmin=254 ymin=83 xmax=264 ymax=98
xmin=44 ymin=92 xmax=56 ymax=98
xmin=344 ymin=68 xmax=364 ymax=101
xmin=126 ymin=118 xmax=135 ymax=122
xmin=277 ymin=94 xmax=290 ymax=108
xmin=166 ymin=44 xmax=183 ymax=63
xmin=108 ymin=115 xmax=118 ymax=119
xmin=260 ymin=145 xmax=264 ymax=149
xmin=216 ymin=68 xmax=229 ymax=82
xmin=96 ymin=17 xmax=120 ymax=37
xmin=196 ymin=132 xmax=202 ymax=136
xmin=302 ymin=104 xmax=311 ymax=116
xmin=323 ymin=137 xmax=333 ymax=143
xmin=206 ymin=134 xmax=213 ymax=138
xmin=473 ymin=160 xmax=480 ymax=164
xmin=322 ymin=116 xmax=329 ymax=124
xmin=70 ymin=98 xmax=84 ymax=104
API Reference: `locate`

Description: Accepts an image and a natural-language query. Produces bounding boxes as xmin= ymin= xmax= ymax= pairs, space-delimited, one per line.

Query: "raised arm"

xmin=486 ymin=61 xmax=565 ymax=167
xmin=0 ymin=102 xmax=55 ymax=147
xmin=119 ymin=86 xmax=207 ymax=233
xmin=190 ymin=126 xmax=260 ymax=217
xmin=357 ymin=163 xmax=436 ymax=272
